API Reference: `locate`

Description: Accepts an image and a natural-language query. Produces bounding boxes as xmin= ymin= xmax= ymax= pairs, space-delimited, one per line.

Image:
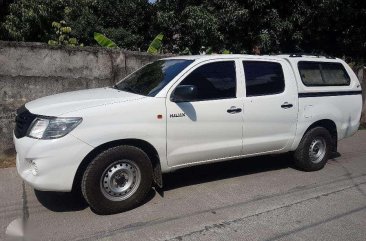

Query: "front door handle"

xmin=281 ymin=102 xmax=293 ymax=109
xmin=227 ymin=106 xmax=242 ymax=114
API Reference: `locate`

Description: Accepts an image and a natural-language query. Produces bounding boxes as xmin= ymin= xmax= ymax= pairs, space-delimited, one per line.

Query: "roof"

xmin=162 ymin=54 xmax=282 ymax=61
xmin=162 ymin=54 xmax=341 ymax=62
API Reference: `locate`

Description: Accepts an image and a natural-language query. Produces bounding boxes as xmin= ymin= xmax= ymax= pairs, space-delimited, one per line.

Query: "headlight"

xmin=27 ymin=117 xmax=82 ymax=139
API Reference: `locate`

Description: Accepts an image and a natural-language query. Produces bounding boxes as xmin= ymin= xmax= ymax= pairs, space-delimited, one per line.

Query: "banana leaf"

xmin=94 ymin=32 xmax=118 ymax=48
xmin=147 ymin=33 xmax=164 ymax=54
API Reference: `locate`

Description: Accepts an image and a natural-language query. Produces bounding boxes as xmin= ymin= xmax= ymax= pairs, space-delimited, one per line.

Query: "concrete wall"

xmin=0 ymin=41 xmax=167 ymax=161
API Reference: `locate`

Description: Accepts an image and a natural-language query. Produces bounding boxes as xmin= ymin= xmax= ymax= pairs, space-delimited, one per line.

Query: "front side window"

xmin=243 ymin=61 xmax=285 ymax=97
xmin=298 ymin=61 xmax=350 ymax=86
xmin=177 ymin=61 xmax=237 ymax=101
xmin=115 ymin=59 xmax=194 ymax=96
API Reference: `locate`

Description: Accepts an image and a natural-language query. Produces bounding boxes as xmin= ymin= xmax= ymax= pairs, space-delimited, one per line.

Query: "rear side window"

xmin=298 ymin=61 xmax=350 ymax=86
xmin=243 ymin=61 xmax=285 ymax=97
xmin=178 ymin=61 xmax=236 ymax=101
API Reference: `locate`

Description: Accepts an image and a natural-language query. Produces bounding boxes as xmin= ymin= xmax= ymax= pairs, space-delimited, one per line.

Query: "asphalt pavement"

xmin=1 ymin=131 xmax=366 ymax=241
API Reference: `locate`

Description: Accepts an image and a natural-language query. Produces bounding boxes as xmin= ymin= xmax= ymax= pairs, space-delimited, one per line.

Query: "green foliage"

xmin=0 ymin=0 xmax=365 ymax=61
xmin=147 ymin=33 xmax=164 ymax=54
xmin=155 ymin=0 xmax=366 ymax=59
xmin=99 ymin=27 xmax=142 ymax=50
xmin=63 ymin=0 xmax=154 ymax=49
xmin=94 ymin=32 xmax=118 ymax=48
xmin=204 ymin=47 xmax=213 ymax=55
xmin=48 ymin=20 xmax=81 ymax=46
xmin=0 ymin=0 xmax=11 ymax=40
xmin=1 ymin=0 xmax=67 ymax=42
xmin=179 ymin=47 xmax=192 ymax=55
xmin=1 ymin=0 xmax=154 ymax=50
xmin=222 ymin=49 xmax=232 ymax=54
xmin=200 ymin=47 xmax=232 ymax=55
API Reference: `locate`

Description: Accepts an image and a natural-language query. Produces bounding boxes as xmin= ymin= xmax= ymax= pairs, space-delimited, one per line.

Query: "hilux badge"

xmin=170 ymin=113 xmax=186 ymax=118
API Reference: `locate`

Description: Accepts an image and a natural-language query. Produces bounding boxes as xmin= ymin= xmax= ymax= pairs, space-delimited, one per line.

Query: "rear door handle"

xmin=281 ymin=102 xmax=293 ymax=109
xmin=227 ymin=106 xmax=242 ymax=114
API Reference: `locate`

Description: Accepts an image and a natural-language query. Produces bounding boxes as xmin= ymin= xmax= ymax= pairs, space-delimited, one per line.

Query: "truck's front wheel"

xmin=294 ymin=127 xmax=332 ymax=171
xmin=81 ymin=145 xmax=153 ymax=214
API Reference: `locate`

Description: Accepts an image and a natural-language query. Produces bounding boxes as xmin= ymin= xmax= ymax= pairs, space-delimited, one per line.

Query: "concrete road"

xmin=1 ymin=131 xmax=366 ymax=241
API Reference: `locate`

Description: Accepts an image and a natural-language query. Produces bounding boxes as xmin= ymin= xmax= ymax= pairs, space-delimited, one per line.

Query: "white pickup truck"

xmin=14 ymin=54 xmax=362 ymax=214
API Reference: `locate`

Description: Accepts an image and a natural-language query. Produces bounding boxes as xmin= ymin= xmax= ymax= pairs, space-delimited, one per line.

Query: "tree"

xmin=1 ymin=0 xmax=67 ymax=42
xmin=1 ymin=0 xmax=155 ymax=50
xmin=0 ymin=0 xmax=365 ymax=61
xmin=63 ymin=0 xmax=155 ymax=49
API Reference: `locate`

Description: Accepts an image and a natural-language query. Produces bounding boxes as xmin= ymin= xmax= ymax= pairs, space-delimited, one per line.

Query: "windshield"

xmin=114 ymin=59 xmax=194 ymax=96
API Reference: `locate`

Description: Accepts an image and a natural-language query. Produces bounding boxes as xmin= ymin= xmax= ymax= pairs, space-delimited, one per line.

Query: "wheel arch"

xmin=72 ymin=139 xmax=163 ymax=193
xmin=302 ymin=119 xmax=338 ymax=152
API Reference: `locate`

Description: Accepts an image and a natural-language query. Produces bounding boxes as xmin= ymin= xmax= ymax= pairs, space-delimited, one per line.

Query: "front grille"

xmin=14 ymin=105 xmax=37 ymax=138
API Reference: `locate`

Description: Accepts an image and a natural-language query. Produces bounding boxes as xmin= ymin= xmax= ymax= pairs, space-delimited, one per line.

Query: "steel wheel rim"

xmin=309 ymin=137 xmax=326 ymax=164
xmin=100 ymin=160 xmax=141 ymax=201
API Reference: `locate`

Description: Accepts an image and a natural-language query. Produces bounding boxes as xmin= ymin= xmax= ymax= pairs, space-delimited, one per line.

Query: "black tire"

xmin=294 ymin=127 xmax=333 ymax=171
xmin=81 ymin=145 xmax=153 ymax=214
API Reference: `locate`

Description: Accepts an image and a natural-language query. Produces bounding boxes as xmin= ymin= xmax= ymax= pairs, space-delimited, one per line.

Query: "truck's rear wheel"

xmin=294 ymin=127 xmax=332 ymax=171
xmin=82 ymin=145 xmax=153 ymax=214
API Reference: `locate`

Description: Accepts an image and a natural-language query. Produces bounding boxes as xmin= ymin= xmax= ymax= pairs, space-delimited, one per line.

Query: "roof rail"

xmin=288 ymin=53 xmax=336 ymax=59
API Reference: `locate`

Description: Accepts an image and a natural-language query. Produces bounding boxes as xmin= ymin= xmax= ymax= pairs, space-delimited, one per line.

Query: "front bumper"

xmin=14 ymin=133 xmax=93 ymax=192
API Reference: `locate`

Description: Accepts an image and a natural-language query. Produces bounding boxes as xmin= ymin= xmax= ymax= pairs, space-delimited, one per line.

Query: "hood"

xmin=25 ymin=87 xmax=145 ymax=116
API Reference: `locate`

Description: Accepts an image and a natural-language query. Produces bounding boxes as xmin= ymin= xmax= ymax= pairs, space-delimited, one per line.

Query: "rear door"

xmin=241 ymin=59 xmax=298 ymax=155
xmin=166 ymin=60 xmax=244 ymax=167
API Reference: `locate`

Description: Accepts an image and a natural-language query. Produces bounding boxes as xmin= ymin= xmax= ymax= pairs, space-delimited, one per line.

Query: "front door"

xmin=166 ymin=60 xmax=243 ymax=167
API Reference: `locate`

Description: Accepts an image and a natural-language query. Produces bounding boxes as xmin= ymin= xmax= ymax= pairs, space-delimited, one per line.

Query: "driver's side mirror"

xmin=171 ymin=85 xmax=198 ymax=102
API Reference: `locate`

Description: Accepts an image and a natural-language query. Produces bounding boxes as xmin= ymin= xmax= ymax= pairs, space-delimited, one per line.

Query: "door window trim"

xmin=169 ymin=59 xmax=240 ymax=102
xmin=242 ymin=60 xmax=286 ymax=97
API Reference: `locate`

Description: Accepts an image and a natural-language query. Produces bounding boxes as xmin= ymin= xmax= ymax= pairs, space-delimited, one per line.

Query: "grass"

xmin=359 ymin=123 xmax=366 ymax=130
